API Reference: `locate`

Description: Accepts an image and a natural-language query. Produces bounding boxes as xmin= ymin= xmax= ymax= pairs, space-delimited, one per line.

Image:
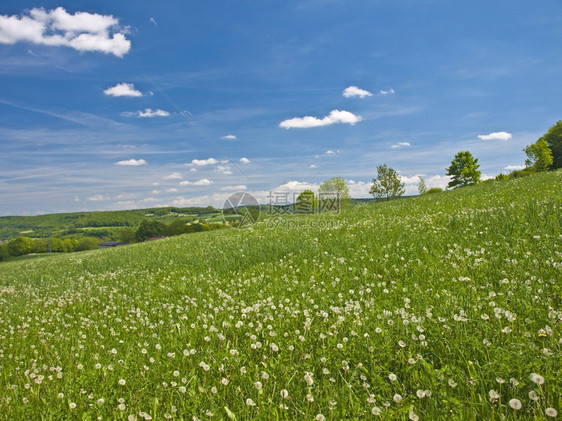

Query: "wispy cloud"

xmin=0 ymin=7 xmax=131 ymax=57
xmin=188 ymin=158 xmax=218 ymax=166
xmin=221 ymin=134 xmax=237 ymax=140
xmin=342 ymin=86 xmax=373 ymax=98
xmin=149 ymin=17 xmax=158 ymax=27
xmin=138 ymin=108 xmax=169 ymax=117
xmin=104 ymin=83 xmax=142 ymax=97
xmin=179 ymin=178 xmax=213 ymax=186
xmin=239 ymin=157 xmax=251 ymax=164
xmin=478 ymin=131 xmax=512 ymax=141
xmin=219 ymin=185 xmax=247 ymax=191
xmin=115 ymin=158 xmax=147 ymax=166
xmin=279 ymin=110 xmax=362 ymax=129
xmin=379 ymin=88 xmax=395 ymax=95
xmin=391 ymin=142 xmax=411 ymax=148
xmin=88 ymin=194 xmax=110 ymax=202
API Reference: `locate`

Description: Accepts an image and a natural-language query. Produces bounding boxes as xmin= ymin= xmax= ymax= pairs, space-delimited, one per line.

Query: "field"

xmin=0 ymin=172 xmax=560 ymax=420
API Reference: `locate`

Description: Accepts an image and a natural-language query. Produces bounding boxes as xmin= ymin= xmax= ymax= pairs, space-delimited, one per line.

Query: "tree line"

xmin=298 ymin=120 xmax=561 ymax=204
xmin=0 ymin=220 xmax=229 ymax=262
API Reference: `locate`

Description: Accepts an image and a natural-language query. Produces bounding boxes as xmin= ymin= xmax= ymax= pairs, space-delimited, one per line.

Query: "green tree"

xmin=62 ymin=239 xmax=78 ymax=253
xmin=51 ymin=238 xmax=64 ymax=252
xmin=164 ymin=219 xmax=188 ymax=237
xmin=7 ymin=237 xmax=32 ymax=257
xmin=295 ymin=190 xmax=318 ymax=214
xmin=524 ymin=138 xmax=553 ymax=172
xmin=135 ymin=220 xmax=165 ymax=242
xmin=369 ymin=164 xmax=405 ymax=200
xmin=446 ymin=151 xmax=481 ymax=188
xmin=540 ymin=120 xmax=562 ymax=169
xmin=31 ymin=238 xmax=48 ymax=254
xmin=318 ymin=177 xmax=350 ymax=211
xmin=74 ymin=237 xmax=100 ymax=251
xmin=417 ymin=176 xmax=427 ymax=195
xmin=0 ymin=243 xmax=8 ymax=261
xmin=119 ymin=228 xmax=136 ymax=243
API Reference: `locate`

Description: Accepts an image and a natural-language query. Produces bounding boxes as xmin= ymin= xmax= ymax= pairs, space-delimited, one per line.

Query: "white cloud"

xmin=189 ymin=168 xmax=197 ymax=172
xmin=0 ymin=7 xmax=131 ymax=57
xmin=149 ymin=17 xmax=158 ymax=27
xmin=104 ymin=83 xmax=142 ymax=97
xmin=391 ymin=142 xmax=411 ymax=148
xmin=505 ymin=165 xmax=525 ymax=171
xmin=279 ymin=110 xmax=362 ymax=129
xmin=163 ymin=172 xmax=182 ymax=180
xmin=379 ymin=88 xmax=395 ymax=95
xmin=220 ymin=185 xmax=247 ymax=191
xmin=309 ymin=164 xmax=317 ymax=168
xmin=138 ymin=108 xmax=169 ymax=118
xmin=216 ymin=165 xmax=232 ymax=175
xmin=189 ymin=158 xmax=218 ymax=166
xmin=325 ymin=150 xmax=337 ymax=155
xmin=343 ymin=86 xmax=373 ymax=98
xmin=347 ymin=181 xmax=371 ymax=198
xmin=152 ymin=190 xmax=160 ymax=194
xmin=116 ymin=158 xmax=147 ymax=166
xmin=478 ymin=131 xmax=512 ymax=141
xmin=221 ymin=134 xmax=237 ymax=140
xmin=240 ymin=157 xmax=251 ymax=164
xmin=87 ymin=194 xmax=109 ymax=202
xmin=166 ymin=188 xmax=178 ymax=193
xmin=275 ymin=180 xmax=318 ymax=192
xmin=180 ymin=178 xmax=213 ymax=186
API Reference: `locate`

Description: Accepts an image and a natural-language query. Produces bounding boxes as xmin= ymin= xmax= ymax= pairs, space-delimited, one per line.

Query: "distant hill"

xmin=0 ymin=206 xmax=219 ymax=241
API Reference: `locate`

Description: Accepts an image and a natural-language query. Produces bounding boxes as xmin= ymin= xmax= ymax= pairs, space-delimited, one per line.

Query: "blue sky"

xmin=1 ymin=0 xmax=561 ymax=215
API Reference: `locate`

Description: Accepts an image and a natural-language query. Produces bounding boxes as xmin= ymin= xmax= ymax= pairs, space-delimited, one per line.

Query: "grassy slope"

xmin=0 ymin=172 xmax=560 ymax=420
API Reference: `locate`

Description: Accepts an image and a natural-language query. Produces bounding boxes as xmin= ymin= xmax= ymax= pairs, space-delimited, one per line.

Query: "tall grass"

xmin=0 ymin=171 xmax=560 ymax=420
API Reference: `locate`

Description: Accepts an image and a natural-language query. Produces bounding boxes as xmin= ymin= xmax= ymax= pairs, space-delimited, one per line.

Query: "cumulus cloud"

xmin=188 ymin=158 xmax=218 ymax=166
xmin=279 ymin=110 xmax=362 ymax=129
xmin=391 ymin=142 xmax=411 ymax=148
xmin=163 ymin=172 xmax=182 ymax=179
xmin=379 ymin=88 xmax=395 ymax=95
xmin=275 ymin=181 xmax=318 ymax=192
xmin=116 ymin=158 xmax=147 ymax=166
xmin=342 ymin=86 xmax=373 ymax=98
xmin=0 ymin=7 xmax=131 ymax=57
xmin=221 ymin=134 xmax=237 ymax=140
xmin=505 ymin=165 xmax=525 ymax=171
xmin=216 ymin=165 xmax=232 ymax=175
xmin=138 ymin=108 xmax=169 ymax=117
xmin=104 ymin=83 xmax=142 ymax=97
xmin=478 ymin=131 xmax=512 ymax=141
xmin=240 ymin=157 xmax=251 ymax=164
xmin=180 ymin=178 xmax=213 ymax=186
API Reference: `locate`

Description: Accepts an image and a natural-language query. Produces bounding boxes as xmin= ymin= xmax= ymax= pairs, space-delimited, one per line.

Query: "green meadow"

xmin=0 ymin=171 xmax=560 ymax=420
